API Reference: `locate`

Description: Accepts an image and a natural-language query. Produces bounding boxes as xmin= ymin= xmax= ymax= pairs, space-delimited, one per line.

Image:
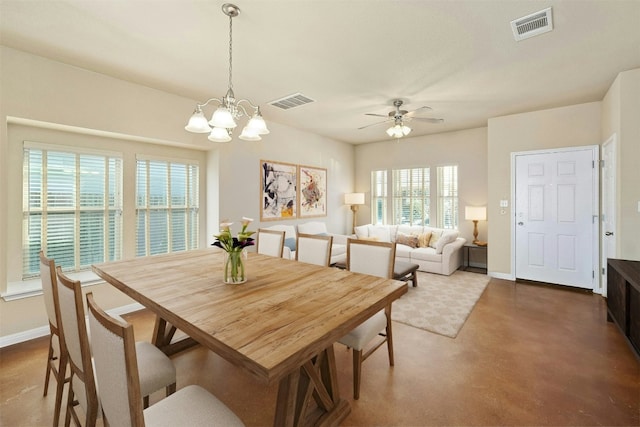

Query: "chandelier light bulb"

xmin=208 ymin=127 xmax=232 ymax=142
xmin=239 ymin=126 xmax=262 ymax=141
xmin=246 ymin=113 xmax=269 ymax=135
xmin=184 ymin=110 xmax=212 ymax=133
xmin=209 ymin=107 xmax=237 ymax=129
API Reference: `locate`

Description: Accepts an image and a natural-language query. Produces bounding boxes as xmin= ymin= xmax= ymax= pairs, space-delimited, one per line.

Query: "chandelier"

xmin=184 ymin=3 xmax=269 ymax=142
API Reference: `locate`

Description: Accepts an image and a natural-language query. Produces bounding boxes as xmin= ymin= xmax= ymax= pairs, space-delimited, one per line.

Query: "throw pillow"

xmin=428 ymin=230 xmax=443 ymax=249
xmin=435 ymin=231 xmax=459 ymax=254
xmin=417 ymin=232 xmax=432 ymax=248
xmin=396 ymin=233 xmax=419 ymax=248
xmin=284 ymin=237 xmax=296 ymax=252
xmin=358 ymin=236 xmax=380 ymax=241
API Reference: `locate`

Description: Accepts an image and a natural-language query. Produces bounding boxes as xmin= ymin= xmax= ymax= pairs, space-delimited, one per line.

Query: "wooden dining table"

xmin=92 ymin=248 xmax=407 ymax=427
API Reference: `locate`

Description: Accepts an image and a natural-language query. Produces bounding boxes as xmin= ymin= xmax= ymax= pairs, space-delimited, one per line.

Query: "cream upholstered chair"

xmin=86 ymin=293 xmax=245 ymax=427
xmin=256 ymin=229 xmax=285 ymax=258
xmin=40 ymin=251 xmax=68 ymax=427
xmin=295 ymin=233 xmax=333 ymax=267
xmin=338 ymin=239 xmax=396 ymax=400
xmin=56 ymin=269 xmax=177 ymax=427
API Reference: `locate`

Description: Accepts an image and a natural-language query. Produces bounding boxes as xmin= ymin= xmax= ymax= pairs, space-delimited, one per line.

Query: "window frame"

xmin=21 ymin=141 xmax=123 ymax=279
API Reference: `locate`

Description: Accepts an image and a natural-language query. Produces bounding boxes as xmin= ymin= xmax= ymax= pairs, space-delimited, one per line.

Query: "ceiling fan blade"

xmin=364 ymin=113 xmax=389 ymax=118
xmin=411 ymin=117 xmax=444 ymax=124
xmin=405 ymin=106 xmax=433 ymax=117
xmin=358 ymin=119 xmax=391 ymax=130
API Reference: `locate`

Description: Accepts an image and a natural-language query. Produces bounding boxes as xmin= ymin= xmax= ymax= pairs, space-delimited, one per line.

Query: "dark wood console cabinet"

xmin=607 ymin=258 xmax=640 ymax=359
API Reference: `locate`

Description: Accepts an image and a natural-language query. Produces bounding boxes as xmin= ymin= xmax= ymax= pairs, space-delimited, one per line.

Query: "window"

xmin=392 ymin=168 xmax=430 ymax=225
xmin=437 ymin=165 xmax=458 ymax=229
xmin=22 ymin=144 xmax=123 ymax=278
xmin=136 ymin=158 xmax=199 ymax=256
xmin=371 ymin=170 xmax=387 ymax=224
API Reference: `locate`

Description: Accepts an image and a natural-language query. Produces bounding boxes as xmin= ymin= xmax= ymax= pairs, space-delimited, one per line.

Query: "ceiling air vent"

xmin=269 ymin=93 xmax=315 ymax=110
xmin=511 ymin=7 xmax=553 ymax=41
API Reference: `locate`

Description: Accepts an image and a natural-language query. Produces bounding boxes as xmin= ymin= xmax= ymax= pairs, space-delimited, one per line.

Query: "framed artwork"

xmin=260 ymin=160 xmax=297 ymax=221
xmin=298 ymin=165 xmax=327 ymax=218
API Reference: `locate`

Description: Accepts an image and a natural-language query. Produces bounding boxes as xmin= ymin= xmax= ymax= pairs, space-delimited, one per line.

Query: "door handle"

xmin=518 ymin=222 xmax=524 ymax=226
xmin=605 ymin=231 xmax=614 ymax=236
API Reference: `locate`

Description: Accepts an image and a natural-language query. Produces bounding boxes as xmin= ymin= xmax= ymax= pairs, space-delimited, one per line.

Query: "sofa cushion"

xmin=435 ymin=231 xmax=459 ymax=254
xmin=354 ymin=225 xmax=369 ymax=239
xmin=396 ymin=233 xmax=419 ymax=248
xmin=358 ymin=236 xmax=380 ymax=241
xmin=332 ymin=243 xmax=346 ymax=258
xmin=410 ymin=247 xmax=442 ymax=262
xmin=368 ymin=225 xmax=391 ymax=242
xmin=297 ymin=221 xmax=328 ymax=235
xmin=396 ymin=225 xmax=423 ymax=238
xmin=394 ymin=243 xmax=414 ymax=259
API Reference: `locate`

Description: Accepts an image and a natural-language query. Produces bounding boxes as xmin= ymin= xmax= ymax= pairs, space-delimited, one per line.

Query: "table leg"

xmin=151 ymin=316 xmax=197 ymax=356
xmin=274 ymin=345 xmax=350 ymax=427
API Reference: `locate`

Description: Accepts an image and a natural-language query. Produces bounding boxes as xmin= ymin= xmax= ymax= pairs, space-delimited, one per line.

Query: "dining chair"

xmin=86 ymin=292 xmax=245 ymax=427
xmin=295 ymin=233 xmax=333 ymax=267
xmin=338 ymin=238 xmax=397 ymax=400
xmin=40 ymin=251 xmax=68 ymax=427
xmin=256 ymin=229 xmax=285 ymax=258
xmin=56 ymin=269 xmax=177 ymax=427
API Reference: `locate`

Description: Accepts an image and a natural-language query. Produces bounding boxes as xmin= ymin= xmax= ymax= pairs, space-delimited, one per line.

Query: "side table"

xmin=463 ymin=244 xmax=487 ymax=274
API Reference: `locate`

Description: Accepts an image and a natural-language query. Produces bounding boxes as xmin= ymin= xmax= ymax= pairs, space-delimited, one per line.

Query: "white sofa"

xmin=262 ymin=222 xmax=348 ymax=265
xmin=354 ymin=224 xmax=466 ymax=275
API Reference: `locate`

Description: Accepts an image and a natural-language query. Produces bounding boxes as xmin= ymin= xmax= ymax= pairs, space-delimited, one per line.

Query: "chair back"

xmin=56 ymin=268 xmax=99 ymax=423
xmin=87 ymin=292 xmax=145 ymax=427
xmin=40 ymin=251 xmax=61 ymax=332
xmin=256 ymin=229 xmax=285 ymax=257
xmin=295 ymin=233 xmax=333 ymax=266
xmin=347 ymin=239 xmax=396 ymax=279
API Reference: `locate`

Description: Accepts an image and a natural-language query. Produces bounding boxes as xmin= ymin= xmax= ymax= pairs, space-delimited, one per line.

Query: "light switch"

xmin=637 ymin=201 xmax=640 ymax=213
xmin=500 ymin=200 xmax=509 ymax=208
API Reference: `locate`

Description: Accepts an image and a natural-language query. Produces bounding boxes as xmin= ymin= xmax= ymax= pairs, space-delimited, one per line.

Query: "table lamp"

xmin=344 ymin=193 xmax=365 ymax=234
xmin=465 ymin=206 xmax=487 ymax=246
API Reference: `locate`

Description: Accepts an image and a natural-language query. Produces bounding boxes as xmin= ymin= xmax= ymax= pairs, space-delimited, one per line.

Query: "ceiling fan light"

xmin=402 ymin=125 xmax=411 ymax=136
xmin=386 ymin=126 xmax=395 ymax=137
xmin=209 ymin=107 xmax=237 ymax=129
xmin=184 ymin=110 xmax=212 ymax=133
xmin=239 ymin=126 xmax=262 ymax=141
xmin=208 ymin=127 xmax=232 ymax=142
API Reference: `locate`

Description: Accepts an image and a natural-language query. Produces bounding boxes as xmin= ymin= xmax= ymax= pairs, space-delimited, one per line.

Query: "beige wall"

xmin=353 ymin=127 xmax=488 ymax=244
xmin=0 ymin=47 xmax=354 ymax=341
xmin=487 ymin=102 xmax=602 ymax=277
xmin=602 ymin=69 xmax=640 ymax=260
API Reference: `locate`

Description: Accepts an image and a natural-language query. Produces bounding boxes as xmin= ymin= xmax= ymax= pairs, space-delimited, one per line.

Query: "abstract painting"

xmin=298 ymin=165 xmax=327 ymax=218
xmin=260 ymin=160 xmax=297 ymax=221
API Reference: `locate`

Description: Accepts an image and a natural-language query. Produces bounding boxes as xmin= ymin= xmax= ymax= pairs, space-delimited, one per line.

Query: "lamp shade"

xmin=185 ymin=110 xmax=212 ymax=133
xmin=208 ymin=127 xmax=232 ymax=143
xmin=465 ymin=206 xmax=487 ymax=221
xmin=344 ymin=193 xmax=365 ymax=205
xmin=209 ymin=107 xmax=237 ymax=129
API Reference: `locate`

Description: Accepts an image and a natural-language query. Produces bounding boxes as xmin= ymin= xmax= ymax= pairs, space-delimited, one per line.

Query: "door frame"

xmin=510 ymin=145 xmax=600 ymax=291
xmin=600 ymin=134 xmax=617 ymax=297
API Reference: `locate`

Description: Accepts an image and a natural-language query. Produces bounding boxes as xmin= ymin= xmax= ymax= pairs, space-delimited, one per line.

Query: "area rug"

xmin=391 ymin=270 xmax=490 ymax=338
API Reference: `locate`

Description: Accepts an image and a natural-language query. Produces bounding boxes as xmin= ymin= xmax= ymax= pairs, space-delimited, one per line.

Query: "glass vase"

xmin=223 ymin=250 xmax=247 ymax=284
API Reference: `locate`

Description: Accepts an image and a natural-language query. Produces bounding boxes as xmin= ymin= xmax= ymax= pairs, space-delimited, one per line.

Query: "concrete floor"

xmin=1 ymin=278 xmax=638 ymax=426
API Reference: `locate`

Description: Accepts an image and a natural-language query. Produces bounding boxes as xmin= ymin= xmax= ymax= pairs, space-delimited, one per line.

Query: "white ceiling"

xmin=1 ymin=0 xmax=639 ymax=145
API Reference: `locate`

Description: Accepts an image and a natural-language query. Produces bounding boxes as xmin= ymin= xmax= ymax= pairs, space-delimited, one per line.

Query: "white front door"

xmin=514 ymin=147 xmax=598 ymax=289
xmin=601 ymin=135 xmax=617 ymax=297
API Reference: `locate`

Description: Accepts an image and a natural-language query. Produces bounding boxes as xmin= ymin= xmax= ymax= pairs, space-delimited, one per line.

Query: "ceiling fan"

xmin=358 ymin=99 xmax=443 ymax=138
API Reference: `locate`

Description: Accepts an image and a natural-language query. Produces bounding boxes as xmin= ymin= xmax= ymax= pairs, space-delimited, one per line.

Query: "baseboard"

xmin=489 ymin=271 xmax=515 ymax=281
xmin=0 ymin=302 xmax=145 ymax=349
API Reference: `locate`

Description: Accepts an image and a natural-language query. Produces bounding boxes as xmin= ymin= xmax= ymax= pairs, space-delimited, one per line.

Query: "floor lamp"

xmin=344 ymin=193 xmax=365 ymax=234
xmin=465 ymin=206 xmax=487 ymax=246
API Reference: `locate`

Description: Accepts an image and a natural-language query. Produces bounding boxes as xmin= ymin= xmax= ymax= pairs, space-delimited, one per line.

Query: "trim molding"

xmin=0 ymin=302 xmax=144 ymax=348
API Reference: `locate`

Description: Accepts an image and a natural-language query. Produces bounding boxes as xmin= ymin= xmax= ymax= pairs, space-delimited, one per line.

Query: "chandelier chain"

xmin=228 ymin=13 xmax=233 ymax=91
